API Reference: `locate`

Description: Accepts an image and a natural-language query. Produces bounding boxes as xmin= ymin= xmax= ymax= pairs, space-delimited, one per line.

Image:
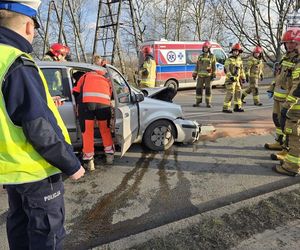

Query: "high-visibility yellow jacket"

xmin=224 ymin=55 xmax=245 ymax=83
xmin=140 ymin=56 xmax=156 ymax=88
xmin=246 ymin=56 xmax=264 ymax=79
xmin=193 ymin=52 xmax=216 ymax=77
xmin=274 ymin=51 xmax=298 ymax=102
xmin=0 ymin=45 xmax=71 ymax=184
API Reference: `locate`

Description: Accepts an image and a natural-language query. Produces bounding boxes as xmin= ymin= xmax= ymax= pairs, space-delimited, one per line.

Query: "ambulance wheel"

xmin=165 ymin=80 xmax=178 ymax=94
xmin=143 ymin=120 xmax=175 ymax=151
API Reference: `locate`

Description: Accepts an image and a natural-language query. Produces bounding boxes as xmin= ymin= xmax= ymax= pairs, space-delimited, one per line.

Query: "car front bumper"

xmin=173 ymin=119 xmax=201 ymax=143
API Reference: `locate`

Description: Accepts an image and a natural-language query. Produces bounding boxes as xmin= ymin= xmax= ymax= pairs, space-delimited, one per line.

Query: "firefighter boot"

xmin=264 ymin=141 xmax=282 ymax=150
xmin=272 ymin=165 xmax=300 ymax=177
xmin=222 ymin=109 xmax=233 ymax=113
xmin=254 ymin=102 xmax=263 ymax=106
xmin=270 ymin=149 xmax=288 ymax=161
xmin=83 ymin=158 xmax=95 ymax=171
xmin=233 ymin=105 xmax=244 ymax=112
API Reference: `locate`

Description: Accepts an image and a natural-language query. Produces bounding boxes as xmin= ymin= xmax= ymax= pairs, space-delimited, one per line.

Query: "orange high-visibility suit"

xmin=73 ymin=70 xmax=114 ymax=161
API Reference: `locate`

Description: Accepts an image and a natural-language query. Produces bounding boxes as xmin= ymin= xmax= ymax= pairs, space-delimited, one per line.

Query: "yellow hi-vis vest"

xmin=140 ymin=58 xmax=156 ymax=88
xmin=0 ymin=44 xmax=71 ymax=184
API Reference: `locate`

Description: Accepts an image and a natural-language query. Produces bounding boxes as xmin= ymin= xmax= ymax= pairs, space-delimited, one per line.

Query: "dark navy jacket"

xmin=0 ymin=27 xmax=80 ymax=176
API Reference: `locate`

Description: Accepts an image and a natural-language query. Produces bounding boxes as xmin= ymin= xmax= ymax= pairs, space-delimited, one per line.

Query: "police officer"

xmin=265 ymin=30 xmax=298 ymax=151
xmin=192 ymin=41 xmax=216 ymax=108
xmin=222 ymin=43 xmax=246 ymax=113
xmin=0 ymin=1 xmax=85 ymax=249
xmin=273 ymin=27 xmax=300 ymax=177
xmin=139 ymin=46 xmax=156 ymax=88
xmin=241 ymin=46 xmax=264 ymax=106
xmin=73 ymin=70 xmax=114 ymax=169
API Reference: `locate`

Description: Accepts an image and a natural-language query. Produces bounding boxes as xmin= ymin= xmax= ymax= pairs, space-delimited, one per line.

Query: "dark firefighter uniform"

xmin=0 ymin=26 xmax=81 ymax=249
xmin=242 ymin=47 xmax=264 ymax=106
xmin=265 ymin=51 xmax=298 ymax=150
xmin=192 ymin=46 xmax=216 ymax=107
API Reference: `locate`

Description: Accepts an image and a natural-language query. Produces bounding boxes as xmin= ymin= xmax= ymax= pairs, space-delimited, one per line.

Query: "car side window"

xmin=212 ymin=48 xmax=226 ymax=64
xmin=42 ymin=68 xmax=64 ymax=96
xmin=108 ymin=68 xmax=131 ymax=104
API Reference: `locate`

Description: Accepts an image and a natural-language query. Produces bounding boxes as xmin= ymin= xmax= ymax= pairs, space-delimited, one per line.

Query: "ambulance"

xmin=140 ymin=40 xmax=227 ymax=91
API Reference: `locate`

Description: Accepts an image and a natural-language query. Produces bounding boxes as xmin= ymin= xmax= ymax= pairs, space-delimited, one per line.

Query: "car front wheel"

xmin=143 ymin=120 xmax=175 ymax=151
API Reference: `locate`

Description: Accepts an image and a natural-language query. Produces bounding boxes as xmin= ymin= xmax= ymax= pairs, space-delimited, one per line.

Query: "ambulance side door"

xmin=107 ymin=67 xmax=139 ymax=156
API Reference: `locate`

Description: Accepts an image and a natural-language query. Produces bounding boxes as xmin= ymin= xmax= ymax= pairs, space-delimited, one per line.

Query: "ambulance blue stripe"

xmin=157 ymin=65 xmax=195 ymax=72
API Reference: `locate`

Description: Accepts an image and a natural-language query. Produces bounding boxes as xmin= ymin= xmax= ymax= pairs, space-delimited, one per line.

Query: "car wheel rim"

xmin=151 ymin=126 xmax=172 ymax=147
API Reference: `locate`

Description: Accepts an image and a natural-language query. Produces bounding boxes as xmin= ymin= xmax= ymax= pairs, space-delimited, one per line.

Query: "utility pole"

xmin=128 ymin=0 xmax=140 ymax=56
xmin=92 ymin=0 xmax=103 ymax=63
xmin=58 ymin=0 xmax=66 ymax=43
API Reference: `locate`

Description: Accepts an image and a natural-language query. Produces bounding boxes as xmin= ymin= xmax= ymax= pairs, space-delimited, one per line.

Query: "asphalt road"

xmin=0 ymin=86 xmax=294 ymax=250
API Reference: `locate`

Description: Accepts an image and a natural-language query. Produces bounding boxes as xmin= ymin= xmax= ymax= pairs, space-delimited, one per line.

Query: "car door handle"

xmin=124 ymin=113 xmax=129 ymax=118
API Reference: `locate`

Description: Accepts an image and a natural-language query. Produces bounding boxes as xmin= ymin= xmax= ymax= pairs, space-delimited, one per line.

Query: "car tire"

xmin=165 ymin=79 xmax=178 ymax=94
xmin=143 ymin=120 xmax=176 ymax=151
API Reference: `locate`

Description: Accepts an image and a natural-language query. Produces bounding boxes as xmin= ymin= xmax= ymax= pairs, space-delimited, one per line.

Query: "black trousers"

xmin=5 ymin=174 xmax=65 ymax=250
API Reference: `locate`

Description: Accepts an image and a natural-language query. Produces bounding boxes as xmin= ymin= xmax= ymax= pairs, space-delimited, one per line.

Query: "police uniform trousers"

xmin=5 ymin=174 xmax=65 ymax=250
xmin=243 ymin=77 xmax=260 ymax=104
xmin=196 ymin=76 xmax=212 ymax=104
xmin=78 ymin=104 xmax=113 ymax=154
xmin=223 ymin=80 xmax=242 ymax=110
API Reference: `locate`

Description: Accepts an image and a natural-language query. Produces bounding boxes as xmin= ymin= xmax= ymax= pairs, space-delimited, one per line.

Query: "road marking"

xmin=184 ymin=104 xmax=273 ymax=118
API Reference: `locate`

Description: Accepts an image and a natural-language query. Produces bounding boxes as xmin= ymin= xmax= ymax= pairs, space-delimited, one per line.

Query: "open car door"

xmin=108 ymin=67 xmax=139 ymax=156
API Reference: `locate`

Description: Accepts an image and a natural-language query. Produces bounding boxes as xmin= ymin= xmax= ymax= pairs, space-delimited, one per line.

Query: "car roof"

xmin=36 ymin=60 xmax=107 ymax=71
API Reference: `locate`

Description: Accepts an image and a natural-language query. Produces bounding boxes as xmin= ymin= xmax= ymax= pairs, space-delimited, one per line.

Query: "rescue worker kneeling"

xmin=73 ymin=70 xmax=114 ymax=170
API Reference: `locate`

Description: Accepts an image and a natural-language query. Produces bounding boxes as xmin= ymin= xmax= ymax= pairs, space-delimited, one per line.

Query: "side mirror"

xmin=133 ymin=93 xmax=144 ymax=103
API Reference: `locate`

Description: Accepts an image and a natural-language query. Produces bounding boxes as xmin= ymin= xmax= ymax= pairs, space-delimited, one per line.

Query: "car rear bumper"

xmin=174 ymin=119 xmax=201 ymax=143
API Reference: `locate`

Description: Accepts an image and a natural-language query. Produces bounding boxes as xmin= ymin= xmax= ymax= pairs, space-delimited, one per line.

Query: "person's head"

xmin=142 ymin=46 xmax=152 ymax=58
xmin=0 ymin=0 xmax=41 ymax=44
xmin=230 ymin=43 xmax=243 ymax=56
xmin=282 ymin=28 xmax=299 ymax=53
xmin=93 ymin=54 xmax=107 ymax=67
xmin=48 ymin=43 xmax=68 ymax=61
xmin=252 ymin=46 xmax=263 ymax=58
xmin=202 ymin=41 xmax=212 ymax=53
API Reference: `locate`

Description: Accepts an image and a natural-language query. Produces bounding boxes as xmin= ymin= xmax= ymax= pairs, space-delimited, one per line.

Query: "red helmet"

xmin=231 ymin=43 xmax=243 ymax=52
xmin=281 ymin=28 xmax=300 ymax=43
xmin=49 ymin=43 xmax=67 ymax=57
xmin=203 ymin=41 xmax=212 ymax=48
xmin=142 ymin=46 xmax=152 ymax=55
xmin=253 ymin=46 xmax=263 ymax=54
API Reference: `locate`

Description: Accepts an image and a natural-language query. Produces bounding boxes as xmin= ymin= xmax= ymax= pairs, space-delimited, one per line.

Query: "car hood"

xmin=139 ymin=96 xmax=184 ymax=118
xmin=141 ymin=87 xmax=176 ymax=102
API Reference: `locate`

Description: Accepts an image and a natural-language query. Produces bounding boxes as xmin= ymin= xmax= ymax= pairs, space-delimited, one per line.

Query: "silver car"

xmin=37 ymin=61 xmax=200 ymax=155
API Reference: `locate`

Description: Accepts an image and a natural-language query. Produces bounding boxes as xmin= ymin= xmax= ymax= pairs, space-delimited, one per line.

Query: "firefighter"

xmin=73 ymin=70 xmax=114 ymax=170
xmin=222 ymin=43 xmax=246 ymax=113
xmin=93 ymin=54 xmax=107 ymax=67
xmin=241 ymin=46 xmax=264 ymax=106
xmin=192 ymin=41 xmax=216 ymax=108
xmin=139 ymin=46 xmax=156 ymax=88
xmin=264 ymin=30 xmax=298 ymax=151
xmin=0 ymin=1 xmax=85 ymax=249
xmin=273 ymin=27 xmax=300 ymax=177
xmin=43 ymin=43 xmax=69 ymax=62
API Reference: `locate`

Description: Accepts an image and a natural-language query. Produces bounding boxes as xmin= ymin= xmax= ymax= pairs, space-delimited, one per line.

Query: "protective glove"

xmin=267 ymin=91 xmax=273 ymax=99
xmin=192 ymin=72 xmax=197 ymax=81
xmin=210 ymin=74 xmax=216 ymax=81
xmin=241 ymin=78 xmax=246 ymax=84
xmin=260 ymin=74 xmax=263 ymax=81
xmin=229 ymin=76 xmax=235 ymax=82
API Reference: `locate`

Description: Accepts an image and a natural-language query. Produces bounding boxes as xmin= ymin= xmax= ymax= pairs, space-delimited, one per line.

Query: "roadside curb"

xmin=94 ymin=183 xmax=300 ymax=250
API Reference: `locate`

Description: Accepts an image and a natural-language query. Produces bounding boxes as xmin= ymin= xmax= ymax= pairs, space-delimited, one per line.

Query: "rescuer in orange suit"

xmin=73 ymin=70 xmax=114 ymax=170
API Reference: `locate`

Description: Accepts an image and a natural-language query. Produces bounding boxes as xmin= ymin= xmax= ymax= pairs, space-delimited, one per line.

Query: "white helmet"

xmin=0 ymin=0 xmax=41 ymax=28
